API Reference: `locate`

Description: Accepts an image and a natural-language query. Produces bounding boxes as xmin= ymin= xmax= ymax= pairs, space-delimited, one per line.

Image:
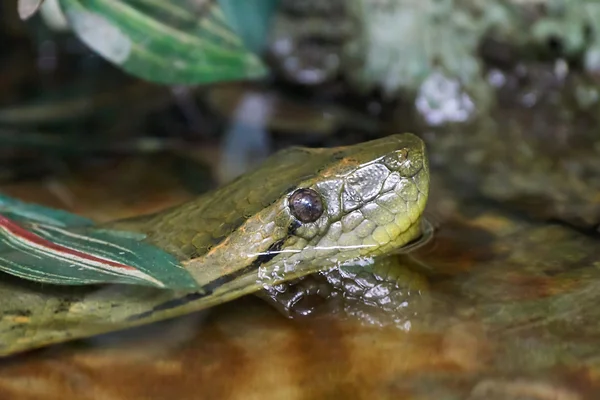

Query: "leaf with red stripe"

xmin=0 ymin=195 xmax=199 ymax=289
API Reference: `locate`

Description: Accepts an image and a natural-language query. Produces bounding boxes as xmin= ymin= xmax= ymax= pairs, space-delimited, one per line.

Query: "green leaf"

xmin=58 ymin=0 xmax=269 ymax=84
xmin=0 ymin=194 xmax=200 ymax=289
xmin=218 ymin=0 xmax=280 ymax=54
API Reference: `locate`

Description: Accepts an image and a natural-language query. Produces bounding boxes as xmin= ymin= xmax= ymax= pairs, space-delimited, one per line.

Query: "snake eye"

xmin=289 ymin=188 xmax=324 ymax=223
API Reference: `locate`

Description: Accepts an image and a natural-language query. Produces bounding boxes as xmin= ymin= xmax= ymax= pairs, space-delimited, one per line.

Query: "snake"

xmin=0 ymin=133 xmax=430 ymax=356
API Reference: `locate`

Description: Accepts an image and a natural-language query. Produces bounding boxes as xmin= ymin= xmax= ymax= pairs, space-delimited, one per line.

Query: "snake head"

xmin=150 ymin=133 xmax=429 ymax=289
xmin=277 ymin=133 xmax=429 ymax=266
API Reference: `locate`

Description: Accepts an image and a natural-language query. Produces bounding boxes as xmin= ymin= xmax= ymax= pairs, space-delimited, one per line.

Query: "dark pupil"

xmin=289 ymin=188 xmax=324 ymax=223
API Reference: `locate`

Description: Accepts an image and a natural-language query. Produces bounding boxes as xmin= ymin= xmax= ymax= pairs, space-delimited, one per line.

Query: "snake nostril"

xmin=382 ymin=149 xmax=409 ymax=170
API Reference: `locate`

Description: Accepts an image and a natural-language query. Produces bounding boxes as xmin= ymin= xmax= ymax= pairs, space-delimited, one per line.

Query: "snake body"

xmin=0 ymin=133 xmax=429 ymax=355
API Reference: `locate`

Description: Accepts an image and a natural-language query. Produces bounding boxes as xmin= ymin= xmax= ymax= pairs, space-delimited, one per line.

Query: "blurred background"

xmin=4 ymin=0 xmax=600 ymax=230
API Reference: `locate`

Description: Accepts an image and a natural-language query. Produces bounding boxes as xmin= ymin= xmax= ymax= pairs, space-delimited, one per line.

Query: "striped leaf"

xmin=0 ymin=195 xmax=199 ymax=289
xmin=0 ymin=194 xmax=93 ymax=227
xmin=57 ymin=0 xmax=269 ymax=84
